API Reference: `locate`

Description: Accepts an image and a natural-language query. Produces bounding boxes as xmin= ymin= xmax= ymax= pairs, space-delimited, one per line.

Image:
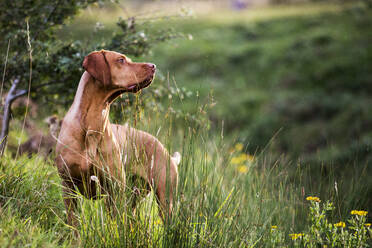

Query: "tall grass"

xmin=0 ymin=155 xmax=71 ymax=247
xmin=1 ymin=90 xmax=370 ymax=247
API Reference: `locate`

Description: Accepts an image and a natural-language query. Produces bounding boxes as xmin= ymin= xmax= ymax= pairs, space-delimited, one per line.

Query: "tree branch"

xmin=30 ymin=80 xmax=64 ymax=92
xmin=12 ymin=89 xmax=28 ymax=99
xmin=0 ymin=78 xmax=22 ymax=155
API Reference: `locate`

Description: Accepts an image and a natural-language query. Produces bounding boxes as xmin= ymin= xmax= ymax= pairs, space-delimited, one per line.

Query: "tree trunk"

xmin=0 ymin=78 xmax=27 ymax=156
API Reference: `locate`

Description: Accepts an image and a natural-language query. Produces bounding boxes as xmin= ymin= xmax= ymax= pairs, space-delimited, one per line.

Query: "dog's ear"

xmin=82 ymin=50 xmax=111 ymax=86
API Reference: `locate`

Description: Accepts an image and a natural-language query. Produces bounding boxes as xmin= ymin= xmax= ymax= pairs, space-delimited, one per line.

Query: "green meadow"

xmin=1 ymin=1 xmax=371 ymax=247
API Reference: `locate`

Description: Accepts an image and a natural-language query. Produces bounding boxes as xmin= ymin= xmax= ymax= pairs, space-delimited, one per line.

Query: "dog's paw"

xmin=171 ymin=152 xmax=181 ymax=165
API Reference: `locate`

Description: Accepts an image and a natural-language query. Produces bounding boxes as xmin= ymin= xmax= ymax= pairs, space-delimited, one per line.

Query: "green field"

xmin=1 ymin=2 xmax=372 ymax=247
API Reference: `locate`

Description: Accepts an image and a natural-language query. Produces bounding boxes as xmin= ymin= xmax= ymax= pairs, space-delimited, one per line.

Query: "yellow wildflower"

xmin=231 ymin=153 xmax=249 ymax=165
xmin=238 ymin=154 xmax=246 ymax=162
xmin=351 ymin=210 xmax=368 ymax=216
xmin=306 ymin=196 xmax=321 ymax=202
xmin=237 ymin=165 xmax=248 ymax=174
xmin=231 ymin=157 xmax=241 ymax=165
xmin=247 ymin=154 xmax=255 ymax=162
xmin=271 ymin=225 xmax=278 ymax=229
xmin=364 ymin=223 xmax=371 ymax=227
xmin=235 ymin=143 xmax=244 ymax=152
xmin=359 ymin=210 xmax=368 ymax=216
xmin=289 ymin=233 xmax=304 ymax=240
xmin=334 ymin=222 xmax=346 ymax=228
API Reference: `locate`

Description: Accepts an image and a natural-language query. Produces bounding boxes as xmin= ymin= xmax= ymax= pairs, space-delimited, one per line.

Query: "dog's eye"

xmin=118 ymin=58 xmax=125 ymax=64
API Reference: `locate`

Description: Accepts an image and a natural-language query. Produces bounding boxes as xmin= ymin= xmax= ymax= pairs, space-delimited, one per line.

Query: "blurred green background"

xmin=1 ymin=0 xmax=372 ymax=246
xmin=59 ymin=0 xmax=372 ymax=174
xmin=2 ymin=0 xmax=371 ymax=208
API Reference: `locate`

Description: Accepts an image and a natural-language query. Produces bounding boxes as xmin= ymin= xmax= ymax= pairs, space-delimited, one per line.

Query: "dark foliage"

xmin=0 ymin=0 xmax=173 ymax=109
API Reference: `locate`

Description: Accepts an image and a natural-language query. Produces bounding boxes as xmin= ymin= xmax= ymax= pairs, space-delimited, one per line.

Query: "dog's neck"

xmin=70 ymin=71 xmax=113 ymax=134
xmin=64 ymin=71 xmax=122 ymax=170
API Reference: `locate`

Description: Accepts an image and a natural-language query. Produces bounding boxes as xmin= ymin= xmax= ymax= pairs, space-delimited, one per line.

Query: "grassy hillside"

xmin=147 ymin=5 xmax=372 ymax=166
xmin=1 ymin=113 xmax=371 ymax=246
xmin=145 ymin=4 xmax=372 ymax=211
xmin=59 ymin=3 xmax=372 ymax=167
xmin=1 ymin=2 xmax=371 ymax=247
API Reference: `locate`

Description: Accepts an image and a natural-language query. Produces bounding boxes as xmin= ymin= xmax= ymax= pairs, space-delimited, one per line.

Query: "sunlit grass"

xmin=1 ymin=2 xmax=371 ymax=246
xmin=202 ymin=3 xmax=346 ymax=24
xmin=1 ymin=119 xmax=371 ymax=246
xmin=76 ymin=2 xmax=345 ymax=23
xmin=59 ymin=2 xmax=347 ymax=42
xmin=2 ymin=86 xmax=370 ymax=246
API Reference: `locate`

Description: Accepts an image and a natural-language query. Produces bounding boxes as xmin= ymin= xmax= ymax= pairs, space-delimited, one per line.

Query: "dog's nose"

xmin=147 ymin=63 xmax=156 ymax=70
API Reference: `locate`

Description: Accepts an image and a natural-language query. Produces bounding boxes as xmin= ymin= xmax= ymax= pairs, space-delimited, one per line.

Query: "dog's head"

xmin=82 ymin=50 xmax=156 ymax=95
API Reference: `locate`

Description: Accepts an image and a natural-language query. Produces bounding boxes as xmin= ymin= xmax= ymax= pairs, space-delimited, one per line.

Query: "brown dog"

xmin=55 ymin=50 xmax=179 ymax=226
